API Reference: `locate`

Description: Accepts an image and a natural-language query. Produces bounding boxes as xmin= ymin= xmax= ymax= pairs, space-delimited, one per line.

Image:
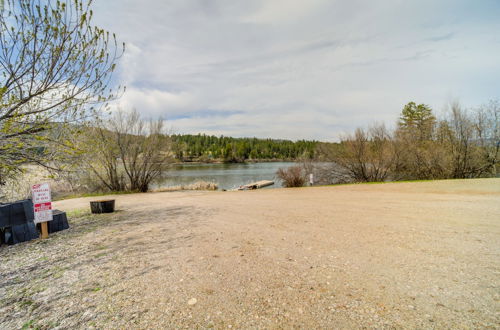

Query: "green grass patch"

xmin=313 ymin=178 xmax=450 ymax=188
xmin=21 ymin=320 xmax=40 ymax=330
xmin=94 ymin=244 xmax=107 ymax=251
xmin=50 ymin=266 xmax=68 ymax=279
xmin=19 ymin=299 xmax=34 ymax=307
xmin=54 ymin=190 xmax=138 ymax=201
xmin=65 ymin=208 xmax=91 ymax=218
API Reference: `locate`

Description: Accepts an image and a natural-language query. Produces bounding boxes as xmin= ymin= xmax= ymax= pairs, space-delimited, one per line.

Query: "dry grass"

xmin=276 ymin=165 xmax=306 ymax=187
xmin=152 ymin=181 xmax=218 ymax=192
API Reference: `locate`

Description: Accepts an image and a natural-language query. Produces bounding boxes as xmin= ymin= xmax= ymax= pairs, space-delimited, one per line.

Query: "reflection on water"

xmin=156 ymin=162 xmax=296 ymax=190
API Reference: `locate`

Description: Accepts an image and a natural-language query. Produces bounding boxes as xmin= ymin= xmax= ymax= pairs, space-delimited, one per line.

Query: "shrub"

xmin=276 ymin=165 xmax=306 ymax=187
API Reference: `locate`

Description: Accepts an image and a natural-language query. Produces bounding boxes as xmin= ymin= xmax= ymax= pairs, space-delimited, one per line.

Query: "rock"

xmin=188 ymin=298 xmax=197 ymax=306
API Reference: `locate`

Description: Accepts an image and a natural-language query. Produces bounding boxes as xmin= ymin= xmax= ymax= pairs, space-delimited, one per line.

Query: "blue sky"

xmin=92 ymin=0 xmax=500 ymax=141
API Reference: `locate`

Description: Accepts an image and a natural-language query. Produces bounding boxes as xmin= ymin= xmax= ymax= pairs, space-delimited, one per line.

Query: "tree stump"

xmin=90 ymin=200 xmax=115 ymax=214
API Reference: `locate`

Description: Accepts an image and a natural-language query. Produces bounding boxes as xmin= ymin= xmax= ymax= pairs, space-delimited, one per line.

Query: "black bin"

xmin=0 ymin=199 xmax=34 ymax=227
xmin=90 ymin=200 xmax=115 ymax=214
xmin=0 ymin=200 xmax=37 ymax=245
xmin=48 ymin=210 xmax=70 ymax=233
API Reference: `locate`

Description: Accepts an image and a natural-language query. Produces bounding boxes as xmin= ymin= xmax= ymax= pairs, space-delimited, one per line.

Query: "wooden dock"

xmin=238 ymin=180 xmax=274 ymax=190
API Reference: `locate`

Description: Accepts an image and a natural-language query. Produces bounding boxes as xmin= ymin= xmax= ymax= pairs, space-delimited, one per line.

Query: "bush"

xmin=276 ymin=166 xmax=306 ymax=187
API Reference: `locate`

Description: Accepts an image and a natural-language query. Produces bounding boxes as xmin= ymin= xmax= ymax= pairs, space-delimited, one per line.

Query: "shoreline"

xmin=172 ymin=159 xmax=299 ymax=165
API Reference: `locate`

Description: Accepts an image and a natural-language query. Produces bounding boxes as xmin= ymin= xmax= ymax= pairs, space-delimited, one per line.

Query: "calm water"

xmin=158 ymin=162 xmax=296 ymax=190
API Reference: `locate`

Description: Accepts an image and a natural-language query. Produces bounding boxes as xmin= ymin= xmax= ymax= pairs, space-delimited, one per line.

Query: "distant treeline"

xmin=171 ymin=134 xmax=317 ymax=162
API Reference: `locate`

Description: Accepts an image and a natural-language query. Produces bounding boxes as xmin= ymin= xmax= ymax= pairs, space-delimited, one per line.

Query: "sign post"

xmin=31 ymin=183 xmax=53 ymax=239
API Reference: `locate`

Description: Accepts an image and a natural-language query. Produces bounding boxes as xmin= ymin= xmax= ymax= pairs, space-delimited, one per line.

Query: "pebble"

xmin=188 ymin=298 xmax=197 ymax=305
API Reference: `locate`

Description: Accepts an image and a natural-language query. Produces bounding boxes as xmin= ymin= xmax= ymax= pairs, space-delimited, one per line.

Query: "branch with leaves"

xmin=0 ymin=0 xmax=124 ymax=181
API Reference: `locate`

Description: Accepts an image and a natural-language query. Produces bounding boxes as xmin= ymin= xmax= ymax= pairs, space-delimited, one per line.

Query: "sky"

xmin=92 ymin=0 xmax=500 ymax=141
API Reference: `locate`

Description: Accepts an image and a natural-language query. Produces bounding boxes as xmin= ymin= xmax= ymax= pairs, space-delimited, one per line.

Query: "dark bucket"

xmin=90 ymin=200 xmax=115 ymax=214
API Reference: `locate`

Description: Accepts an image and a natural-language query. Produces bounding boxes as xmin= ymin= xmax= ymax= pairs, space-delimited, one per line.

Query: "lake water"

xmin=159 ymin=162 xmax=296 ymax=190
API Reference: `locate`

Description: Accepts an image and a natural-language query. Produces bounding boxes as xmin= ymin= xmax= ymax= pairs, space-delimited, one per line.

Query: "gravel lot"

xmin=1 ymin=178 xmax=499 ymax=329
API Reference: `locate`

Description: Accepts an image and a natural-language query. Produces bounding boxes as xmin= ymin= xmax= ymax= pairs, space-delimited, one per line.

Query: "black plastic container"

xmin=0 ymin=199 xmax=34 ymax=227
xmin=48 ymin=210 xmax=70 ymax=233
xmin=1 ymin=200 xmax=37 ymax=246
xmin=3 ymin=222 xmax=39 ymax=245
xmin=90 ymin=200 xmax=115 ymax=213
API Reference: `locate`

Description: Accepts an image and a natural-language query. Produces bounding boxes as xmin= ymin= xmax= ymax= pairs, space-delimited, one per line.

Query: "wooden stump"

xmin=90 ymin=200 xmax=115 ymax=214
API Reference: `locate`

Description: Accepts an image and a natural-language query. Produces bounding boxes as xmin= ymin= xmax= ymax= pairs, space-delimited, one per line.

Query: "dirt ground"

xmin=1 ymin=179 xmax=499 ymax=329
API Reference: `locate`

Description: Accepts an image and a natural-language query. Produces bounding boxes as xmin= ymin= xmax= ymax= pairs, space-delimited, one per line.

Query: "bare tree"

xmin=81 ymin=109 xmax=172 ymax=192
xmin=112 ymin=110 xmax=171 ymax=192
xmin=439 ymin=100 xmax=499 ymax=178
xmin=81 ymin=126 xmax=127 ymax=191
xmin=438 ymin=102 xmax=480 ymax=178
xmin=327 ymin=124 xmax=398 ymax=183
xmin=475 ymin=99 xmax=500 ymax=175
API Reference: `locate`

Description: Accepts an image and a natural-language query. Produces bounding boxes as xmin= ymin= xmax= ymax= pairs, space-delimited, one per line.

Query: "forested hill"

xmin=171 ymin=134 xmax=318 ymax=162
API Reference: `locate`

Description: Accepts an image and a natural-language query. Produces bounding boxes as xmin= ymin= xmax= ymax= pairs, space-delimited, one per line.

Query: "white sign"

xmin=32 ymin=183 xmax=53 ymax=224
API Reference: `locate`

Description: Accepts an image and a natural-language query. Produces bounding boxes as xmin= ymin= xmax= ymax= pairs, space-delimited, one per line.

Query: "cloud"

xmin=93 ymin=0 xmax=500 ymax=141
xmin=426 ymin=32 xmax=455 ymax=42
xmin=241 ymin=0 xmax=329 ymax=24
xmin=116 ymin=88 xmax=194 ymax=117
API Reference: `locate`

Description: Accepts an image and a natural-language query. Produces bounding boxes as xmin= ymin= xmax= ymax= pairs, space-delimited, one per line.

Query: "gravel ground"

xmin=1 ymin=178 xmax=499 ymax=329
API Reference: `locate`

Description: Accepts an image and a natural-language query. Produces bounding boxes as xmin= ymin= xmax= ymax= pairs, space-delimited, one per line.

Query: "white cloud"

xmin=114 ymin=88 xmax=195 ymax=118
xmin=241 ymin=0 xmax=329 ymax=24
xmin=92 ymin=0 xmax=500 ymax=141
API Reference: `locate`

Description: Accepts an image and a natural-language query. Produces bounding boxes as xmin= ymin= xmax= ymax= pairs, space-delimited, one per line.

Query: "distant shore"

xmin=173 ymin=158 xmax=299 ymax=165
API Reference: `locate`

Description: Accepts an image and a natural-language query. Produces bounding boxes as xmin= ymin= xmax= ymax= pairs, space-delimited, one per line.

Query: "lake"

xmin=158 ymin=162 xmax=296 ymax=190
